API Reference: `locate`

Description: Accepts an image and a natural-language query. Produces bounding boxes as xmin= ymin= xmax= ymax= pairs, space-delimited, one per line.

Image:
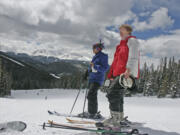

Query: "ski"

xmin=43 ymin=120 xmax=148 ymax=135
xmin=66 ymin=116 xmax=134 ymax=126
xmin=48 ymin=110 xmax=76 ymax=117
xmin=48 ymin=120 xmax=95 ymax=130
xmin=66 ymin=117 xmax=96 ymax=124
xmin=48 ymin=110 xmax=105 ymax=120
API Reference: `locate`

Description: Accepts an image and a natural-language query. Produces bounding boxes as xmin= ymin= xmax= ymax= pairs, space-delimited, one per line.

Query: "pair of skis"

xmin=48 ymin=110 xmax=132 ymax=125
xmin=46 ymin=110 xmax=148 ymax=135
xmin=42 ymin=120 xmax=147 ymax=135
xmin=48 ymin=110 xmax=104 ymax=121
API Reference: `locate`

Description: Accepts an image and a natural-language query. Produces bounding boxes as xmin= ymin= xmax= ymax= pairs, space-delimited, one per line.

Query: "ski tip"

xmin=48 ymin=120 xmax=53 ymax=125
xmin=47 ymin=110 xmax=53 ymax=115
xmin=66 ymin=117 xmax=77 ymax=124
xmin=66 ymin=118 xmax=71 ymax=121
xmin=48 ymin=120 xmax=52 ymax=122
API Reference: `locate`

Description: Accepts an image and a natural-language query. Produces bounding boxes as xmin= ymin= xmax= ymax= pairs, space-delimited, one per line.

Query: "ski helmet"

xmin=119 ymin=74 xmax=135 ymax=89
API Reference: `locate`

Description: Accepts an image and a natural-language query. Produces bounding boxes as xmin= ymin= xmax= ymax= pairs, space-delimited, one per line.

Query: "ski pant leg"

xmin=87 ymin=82 xmax=100 ymax=114
xmin=106 ymin=77 xmax=124 ymax=112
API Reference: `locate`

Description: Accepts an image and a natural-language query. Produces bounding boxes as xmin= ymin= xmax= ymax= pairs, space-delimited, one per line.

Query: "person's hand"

xmin=90 ymin=62 xmax=94 ymax=67
xmin=110 ymin=78 xmax=114 ymax=81
xmin=124 ymin=68 xmax=130 ymax=79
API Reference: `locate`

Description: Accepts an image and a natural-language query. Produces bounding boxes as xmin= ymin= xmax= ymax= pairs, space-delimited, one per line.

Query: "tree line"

xmin=137 ymin=57 xmax=180 ymax=98
xmin=0 ymin=54 xmax=180 ymax=98
xmin=0 ymin=57 xmax=12 ymax=96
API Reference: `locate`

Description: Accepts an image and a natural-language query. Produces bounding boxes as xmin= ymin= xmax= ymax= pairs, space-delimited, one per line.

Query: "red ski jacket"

xmin=107 ymin=36 xmax=136 ymax=79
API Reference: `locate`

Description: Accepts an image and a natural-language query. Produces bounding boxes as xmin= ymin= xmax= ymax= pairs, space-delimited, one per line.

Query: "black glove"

xmin=83 ymin=69 xmax=89 ymax=81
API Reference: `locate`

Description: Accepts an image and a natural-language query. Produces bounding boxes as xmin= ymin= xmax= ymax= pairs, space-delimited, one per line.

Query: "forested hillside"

xmin=138 ymin=57 xmax=180 ymax=98
xmin=0 ymin=51 xmax=180 ymax=98
xmin=0 ymin=51 xmax=89 ymax=92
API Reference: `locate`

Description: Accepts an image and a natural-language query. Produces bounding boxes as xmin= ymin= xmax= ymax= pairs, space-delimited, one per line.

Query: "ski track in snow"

xmin=0 ymin=89 xmax=180 ymax=135
xmin=49 ymin=73 xmax=60 ymax=79
xmin=0 ymin=55 xmax=25 ymax=67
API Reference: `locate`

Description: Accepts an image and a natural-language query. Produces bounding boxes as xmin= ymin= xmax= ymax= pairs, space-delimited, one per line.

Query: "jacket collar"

xmin=92 ymin=51 xmax=102 ymax=61
xmin=121 ymin=34 xmax=130 ymax=40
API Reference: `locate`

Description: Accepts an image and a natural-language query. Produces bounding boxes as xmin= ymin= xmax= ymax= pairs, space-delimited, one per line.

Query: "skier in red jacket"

xmin=102 ymin=24 xmax=140 ymax=127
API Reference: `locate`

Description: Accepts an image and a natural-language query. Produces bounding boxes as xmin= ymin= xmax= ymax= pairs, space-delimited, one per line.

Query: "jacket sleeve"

xmin=94 ymin=55 xmax=109 ymax=73
xmin=126 ymin=38 xmax=140 ymax=78
xmin=107 ymin=48 xmax=117 ymax=79
xmin=107 ymin=60 xmax=114 ymax=79
xmin=117 ymin=46 xmax=129 ymax=73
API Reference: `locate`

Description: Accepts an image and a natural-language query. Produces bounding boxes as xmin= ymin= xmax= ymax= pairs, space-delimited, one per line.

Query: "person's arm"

xmin=93 ymin=55 xmax=109 ymax=73
xmin=107 ymin=61 xmax=114 ymax=79
xmin=117 ymin=46 xmax=129 ymax=73
xmin=107 ymin=50 xmax=118 ymax=79
xmin=126 ymin=38 xmax=140 ymax=78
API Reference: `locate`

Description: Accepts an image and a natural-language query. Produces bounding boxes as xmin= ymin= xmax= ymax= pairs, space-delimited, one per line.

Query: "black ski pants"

xmin=87 ymin=82 xmax=100 ymax=114
xmin=106 ymin=76 xmax=124 ymax=112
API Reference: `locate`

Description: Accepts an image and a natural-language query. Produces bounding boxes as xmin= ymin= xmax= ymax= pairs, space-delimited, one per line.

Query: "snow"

xmin=49 ymin=73 xmax=60 ymax=79
xmin=0 ymin=89 xmax=180 ymax=135
xmin=0 ymin=55 xmax=25 ymax=67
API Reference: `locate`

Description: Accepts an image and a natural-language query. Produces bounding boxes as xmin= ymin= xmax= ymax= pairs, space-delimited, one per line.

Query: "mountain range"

xmin=0 ymin=51 xmax=89 ymax=90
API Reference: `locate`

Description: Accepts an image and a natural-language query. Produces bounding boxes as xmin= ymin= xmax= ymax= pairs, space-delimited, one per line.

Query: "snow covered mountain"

xmin=0 ymin=51 xmax=89 ymax=90
xmin=1 ymin=46 xmax=91 ymax=62
xmin=0 ymin=51 xmax=62 ymax=90
xmin=0 ymin=53 xmax=25 ymax=67
xmin=31 ymin=49 xmax=91 ymax=61
xmin=5 ymin=51 xmax=89 ymax=73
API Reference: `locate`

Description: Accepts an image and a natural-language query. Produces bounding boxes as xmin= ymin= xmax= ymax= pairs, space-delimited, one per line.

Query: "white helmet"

xmin=119 ymin=74 xmax=135 ymax=89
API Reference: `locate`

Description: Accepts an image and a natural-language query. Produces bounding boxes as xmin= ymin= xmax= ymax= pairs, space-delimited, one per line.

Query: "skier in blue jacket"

xmin=80 ymin=42 xmax=109 ymax=119
xmin=89 ymin=43 xmax=109 ymax=86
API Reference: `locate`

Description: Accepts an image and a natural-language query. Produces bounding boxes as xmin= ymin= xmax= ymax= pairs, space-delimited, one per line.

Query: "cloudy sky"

xmin=0 ymin=0 xmax=180 ymax=68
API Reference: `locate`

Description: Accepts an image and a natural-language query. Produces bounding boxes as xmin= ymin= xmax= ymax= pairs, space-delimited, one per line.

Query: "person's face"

xmin=93 ymin=48 xmax=99 ymax=54
xmin=120 ymin=27 xmax=129 ymax=38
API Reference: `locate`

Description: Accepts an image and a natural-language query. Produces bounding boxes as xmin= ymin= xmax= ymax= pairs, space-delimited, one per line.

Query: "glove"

xmin=100 ymin=79 xmax=111 ymax=93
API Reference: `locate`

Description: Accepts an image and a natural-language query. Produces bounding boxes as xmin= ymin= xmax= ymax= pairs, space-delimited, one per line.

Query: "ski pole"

xmin=69 ymin=88 xmax=81 ymax=116
xmin=69 ymin=77 xmax=85 ymax=116
xmin=82 ymin=87 xmax=88 ymax=116
xmin=69 ymin=82 xmax=83 ymax=116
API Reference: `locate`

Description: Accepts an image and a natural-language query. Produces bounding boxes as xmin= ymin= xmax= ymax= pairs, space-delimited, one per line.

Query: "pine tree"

xmin=170 ymin=59 xmax=180 ymax=98
xmin=139 ymin=62 xmax=148 ymax=95
xmin=0 ymin=57 xmax=11 ymax=96
xmin=143 ymin=64 xmax=157 ymax=96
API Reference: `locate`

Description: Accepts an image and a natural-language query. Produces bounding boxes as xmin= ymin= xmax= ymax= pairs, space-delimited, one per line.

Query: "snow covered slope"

xmin=0 ymin=54 xmax=25 ymax=67
xmin=0 ymin=89 xmax=180 ymax=135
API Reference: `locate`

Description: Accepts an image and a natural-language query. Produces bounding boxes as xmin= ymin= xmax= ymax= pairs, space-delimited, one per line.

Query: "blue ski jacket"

xmin=89 ymin=51 xmax=109 ymax=86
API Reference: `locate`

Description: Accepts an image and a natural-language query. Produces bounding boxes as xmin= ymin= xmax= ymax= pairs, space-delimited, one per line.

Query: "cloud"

xmin=140 ymin=31 xmax=180 ymax=59
xmin=0 ymin=0 xmax=179 ymax=69
xmin=133 ymin=7 xmax=174 ymax=31
xmin=0 ymin=0 xmax=70 ymax=25
xmin=138 ymin=29 xmax=180 ymax=68
xmin=139 ymin=11 xmax=151 ymax=17
xmin=133 ymin=0 xmax=180 ymax=17
xmin=0 ymin=0 xmax=134 ymax=44
xmin=0 ymin=0 xmax=134 ymax=62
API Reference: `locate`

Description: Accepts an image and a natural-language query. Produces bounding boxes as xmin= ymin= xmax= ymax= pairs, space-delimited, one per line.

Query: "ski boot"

xmin=120 ymin=116 xmax=132 ymax=125
xmin=78 ymin=111 xmax=103 ymax=119
xmin=96 ymin=111 xmax=129 ymax=129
